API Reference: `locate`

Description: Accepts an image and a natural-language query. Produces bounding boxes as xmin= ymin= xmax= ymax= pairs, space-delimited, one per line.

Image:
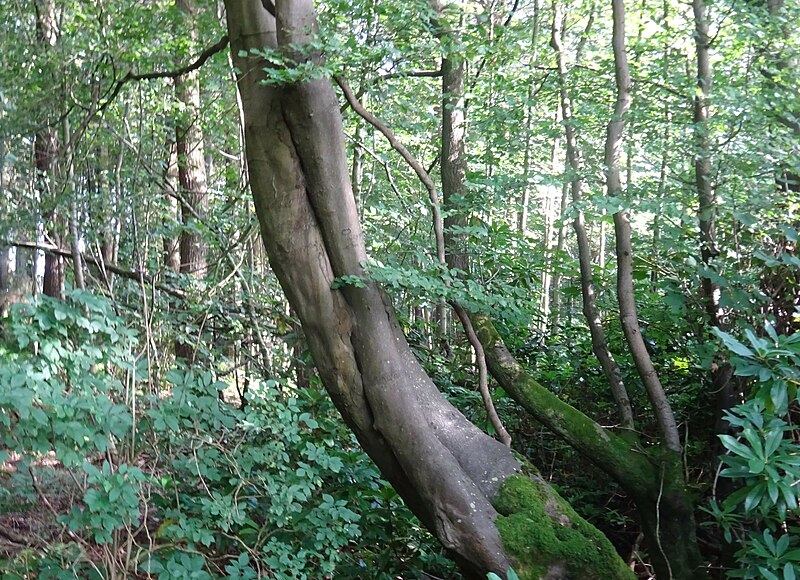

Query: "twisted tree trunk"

xmin=224 ymin=1 xmax=631 ymax=577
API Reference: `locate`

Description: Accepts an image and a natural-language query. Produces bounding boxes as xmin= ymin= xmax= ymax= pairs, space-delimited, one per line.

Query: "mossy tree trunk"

xmin=473 ymin=314 xmax=705 ymax=578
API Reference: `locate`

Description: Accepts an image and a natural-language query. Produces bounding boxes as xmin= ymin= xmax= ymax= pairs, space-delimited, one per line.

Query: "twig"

xmin=451 ymin=302 xmax=511 ymax=446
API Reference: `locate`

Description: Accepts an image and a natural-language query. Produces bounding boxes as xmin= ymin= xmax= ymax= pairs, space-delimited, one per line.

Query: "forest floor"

xmin=0 ymin=453 xmax=83 ymax=565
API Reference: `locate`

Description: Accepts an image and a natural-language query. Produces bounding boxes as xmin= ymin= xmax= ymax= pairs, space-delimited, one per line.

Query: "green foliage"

xmin=710 ymin=324 xmax=800 ymax=578
xmin=0 ymin=292 xmax=450 ymax=579
xmin=0 ymin=290 xmax=137 ymax=467
xmin=487 ymin=568 xmax=520 ymax=580
xmin=65 ymin=462 xmax=146 ymax=544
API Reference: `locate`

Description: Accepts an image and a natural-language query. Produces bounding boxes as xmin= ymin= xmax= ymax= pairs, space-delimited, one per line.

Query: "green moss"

xmin=494 ymin=476 xmax=635 ymax=580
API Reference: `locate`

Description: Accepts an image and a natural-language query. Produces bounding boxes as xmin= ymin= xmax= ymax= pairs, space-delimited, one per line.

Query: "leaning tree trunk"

xmin=224 ymin=1 xmax=631 ymax=578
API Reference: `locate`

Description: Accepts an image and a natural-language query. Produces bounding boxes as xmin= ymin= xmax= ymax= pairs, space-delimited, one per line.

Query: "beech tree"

xmin=1 ymin=0 xmax=798 ymax=577
xmin=224 ymin=0 xmax=632 ymax=577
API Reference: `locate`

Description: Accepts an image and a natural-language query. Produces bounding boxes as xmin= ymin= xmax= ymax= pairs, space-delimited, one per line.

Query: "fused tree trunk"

xmin=605 ymin=0 xmax=680 ymax=452
xmin=603 ymin=0 xmax=703 ymax=573
xmin=224 ymin=1 xmax=631 ymax=577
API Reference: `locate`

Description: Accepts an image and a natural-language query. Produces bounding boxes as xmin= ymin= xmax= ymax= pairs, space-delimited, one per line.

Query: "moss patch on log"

xmin=494 ymin=475 xmax=635 ymax=580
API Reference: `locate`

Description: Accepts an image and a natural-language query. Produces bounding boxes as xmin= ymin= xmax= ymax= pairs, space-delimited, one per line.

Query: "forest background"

xmin=0 ymin=0 xmax=798 ymax=578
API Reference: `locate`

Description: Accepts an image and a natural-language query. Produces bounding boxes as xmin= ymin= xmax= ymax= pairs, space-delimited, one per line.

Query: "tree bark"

xmin=224 ymin=1 xmax=631 ymax=577
xmin=175 ymin=0 xmax=209 ymax=279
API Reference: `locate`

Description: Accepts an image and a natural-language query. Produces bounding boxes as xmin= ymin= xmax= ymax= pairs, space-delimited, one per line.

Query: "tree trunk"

xmin=175 ymin=0 xmax=208 ymax=279
xmin=174 ymin=0 xmax=209 ymax=362
xmin=602 ymin=0 xmax=702 ymax=571
xmin=163 ymin=137 xmax=182 ymax=273
xmin=224 ymin=1 xmax=631 ymax=577
xmin=34 ymin=0 xmax=63 ymax=300
xmin=550 ymin=2 xmax=634 ymax=431
xmin=692 ymin=0 xmax=718 ymax=328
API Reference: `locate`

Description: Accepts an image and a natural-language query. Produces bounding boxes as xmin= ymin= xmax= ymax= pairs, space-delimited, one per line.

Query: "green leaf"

xmin=783 ymin=563 xmax=796 ymax=580
xmin=764 ymin=429 xmax=783 ymax=457
xmin=719 ymin=435 xmax=756 ymax=459
xmin=713 ymin=328 xmax=755 ymax=358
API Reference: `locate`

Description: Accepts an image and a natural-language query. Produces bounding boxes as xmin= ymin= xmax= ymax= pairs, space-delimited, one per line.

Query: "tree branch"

xmin=335 ymin=74 xmax=446 ymax=266
xmin=452 ymin=302 xmax=511 ymax=447
xmin=7 ymin=240 xmax=186 ymax=299
xmin=379 ymin=69 xmax=442 ymax=81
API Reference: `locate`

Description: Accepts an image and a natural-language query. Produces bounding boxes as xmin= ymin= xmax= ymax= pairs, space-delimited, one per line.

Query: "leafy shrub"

xmin=1 ymin=291 xmax=452 ymax=579
xmin=709 ymin=324 xmax=800 ymax=579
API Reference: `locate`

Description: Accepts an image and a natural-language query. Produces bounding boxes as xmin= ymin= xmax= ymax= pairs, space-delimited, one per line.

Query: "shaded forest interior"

xmin=0 ymin=0 xmax=799 ymax=578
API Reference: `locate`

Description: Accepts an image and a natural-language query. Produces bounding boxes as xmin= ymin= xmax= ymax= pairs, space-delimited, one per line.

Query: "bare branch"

xmin=7 ymin=240 xmax=186 ymax=299
xmin=335 ymin=75 xmax=446 ymax=265
xmin=452 ymin=302 xmax=511 ymax=447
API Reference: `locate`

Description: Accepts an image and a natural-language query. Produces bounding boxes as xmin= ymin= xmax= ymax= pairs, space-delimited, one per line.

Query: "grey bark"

xmin=225 ymin=1 xmax=523 ymax=573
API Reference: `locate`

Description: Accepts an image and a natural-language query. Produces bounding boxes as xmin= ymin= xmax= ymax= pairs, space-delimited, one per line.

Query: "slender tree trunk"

xmin=34 ymin=0 xmax=63 ymax=299
xmin=0 ymin=247 xmax=9 ymax=293
xmin=163 ymin=138 xmax=181 ymax=273
xmin=175 ymin=0 xmax=209 ymax=279
xmin=516 ymin=0 xmax=539 ymax=236
xmin=606 ymin=0 xmax=679 ymax=451
xmin=63 ymin=117 xmax=85 ymax=291
xmin=439 ymin=24 xmax=468 ymax=273
xmin=692 ymin=0 xmax=718 ymax=328
xmin=433 ymin=0 xmax=510 ymax=447
xmin=550 ymin=2 xmax=634 ymax=431
xmin=174 ymin=0 xmax=209 ymax=362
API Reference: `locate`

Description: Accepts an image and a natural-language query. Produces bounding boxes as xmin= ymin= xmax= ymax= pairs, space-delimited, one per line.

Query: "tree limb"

xmin=7 ymin=240 xmax=186 ymax=299
xmin=335 ymin=74 xmax=446 ymax=266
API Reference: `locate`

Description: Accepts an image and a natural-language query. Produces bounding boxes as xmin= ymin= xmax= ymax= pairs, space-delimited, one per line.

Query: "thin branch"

xmin=65 ymin=35 xmax=230 ymax=153
xmin=335 ymin=75 xmax=446 ymax=266
xmin=7 ymin=240 xmax=186 ymax=299
xmin=379 ymin=69 xmax=442 ymax=81
xmin=452 ymin=302 xmax=511 ymax=447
